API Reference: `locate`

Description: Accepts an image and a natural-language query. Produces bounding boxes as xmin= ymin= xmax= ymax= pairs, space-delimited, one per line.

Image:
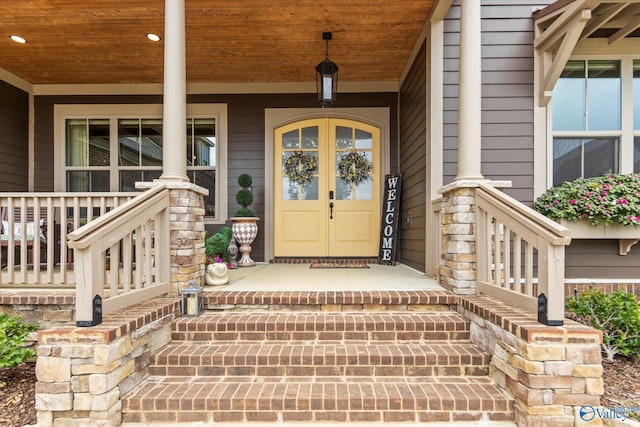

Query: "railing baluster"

xmin=504 ymin=225 xmax=511 ymax=290
xmin=144 ymin=221 xmax=152 ymax=287
xmin=122 ymin=233 xmax=132 ymax=293
xmin=109 ymin=242 xmax=120 ymax=296
xmin=134 ymin=225 xmax=143 ymax=289
xmin=6 ymin=198 xmax=15 ymax=283
xmin=525 ymin=242 xmax=534 ymax=297
xmin=46 ymin=197 xmax=54 ymax=284
xmin=513 ymin=234 xmax=522 ymax=294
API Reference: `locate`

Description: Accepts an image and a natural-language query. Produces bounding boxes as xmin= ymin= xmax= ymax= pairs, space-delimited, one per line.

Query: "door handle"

xmin=329 ymin=202 xmax=334 ymax=219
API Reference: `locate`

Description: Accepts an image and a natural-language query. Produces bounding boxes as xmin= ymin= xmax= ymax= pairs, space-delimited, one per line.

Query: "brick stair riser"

xmin=171 ymin=330 xmax=471 ymax=341
xmin=122 ymin=380 xmax=514 ymax=424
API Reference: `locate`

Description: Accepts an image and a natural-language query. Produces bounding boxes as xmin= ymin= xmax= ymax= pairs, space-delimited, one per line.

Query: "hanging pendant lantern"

xmin=316 ymin=32 xmax=339 ymax=108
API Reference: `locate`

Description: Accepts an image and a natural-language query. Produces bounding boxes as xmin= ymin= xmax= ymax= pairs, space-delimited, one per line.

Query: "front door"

xmin=274 ymin=118 xmax=380 ymax=257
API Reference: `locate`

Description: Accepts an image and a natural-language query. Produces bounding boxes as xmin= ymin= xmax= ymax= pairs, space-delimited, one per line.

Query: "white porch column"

xmin=160 ymin=0 xmax=189 ymax=182
xmin=456 ymin=0 xmax=484 ymax=181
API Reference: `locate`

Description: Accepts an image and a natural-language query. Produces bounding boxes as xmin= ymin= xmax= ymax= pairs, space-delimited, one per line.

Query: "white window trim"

xmin=539 ymin=55 xmax=639 ymax=193
xmin=53 ymin=103 xmax=228 ymax=224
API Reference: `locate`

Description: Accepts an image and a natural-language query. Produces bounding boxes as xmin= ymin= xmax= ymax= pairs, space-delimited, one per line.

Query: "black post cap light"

xmin=316 ymin=32 xmax=339 ymax=108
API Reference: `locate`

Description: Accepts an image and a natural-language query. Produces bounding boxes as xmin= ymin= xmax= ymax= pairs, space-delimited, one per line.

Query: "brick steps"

xmin=171 ymin=311 xmax=471 ymax=341
xmin=123 ymin=376 xmax=513 ymax=423
xmin=150 ymin=341 xmax=491 ymax=377
xmin=121 ymin=291 xmax=514 ymax=424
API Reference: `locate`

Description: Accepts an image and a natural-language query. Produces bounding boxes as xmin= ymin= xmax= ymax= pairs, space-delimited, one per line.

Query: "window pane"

xmin=119 ymin=170 xmax=161 ymax=192
xmin=634 ymin=60 xmax=640 ymax=130
xmin=118 ymin=119 xmax=140 ymax=166
xmin=634 ymin=137 xmax=640 ymax=173
xmin=301 ymin=126 xmax=318 ymax=149
xmin=66 ymin=119 xmax=88 ymax=166
xmin=67 ymin=171 xmax=109 ymax=192
xmin=282 ymin=130 xmax=299 ymax=150
xmin=553 ymin=138 xmax=582 ymax=186
xmin=301 ymin=177 xmax=318 ymax=200
xmin=192 ymin=119 xmax=216 ymax=167
xmin=336 ymin=177 xmax=352 ymax=200
xmin=583 ymin=137 xmax=617 ymax=178
xmin=336 ymin=126 xmax=353 ymax=148
xmin=88 ymin=119 xmax=110 ymax=166
xmin=141 ymin=119 xmax=162 ymax=166
xmin=192 ymin=170 xmax=216 ymax=216
xmin=355 ymin=129 xmax=372 ymax=149
xmin=553 ymin=61 xmax=585 ymax=131
xmin=587 ymin=60 xmax=620 ymax=131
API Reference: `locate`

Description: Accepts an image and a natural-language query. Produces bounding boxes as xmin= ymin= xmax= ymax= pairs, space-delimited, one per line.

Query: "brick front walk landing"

xmin=121 ymin=290 xmax=515 ymax=424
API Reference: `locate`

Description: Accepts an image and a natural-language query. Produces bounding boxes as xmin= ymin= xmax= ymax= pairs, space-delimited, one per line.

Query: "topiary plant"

xmin=235 ymin=173 xmax=256 ymax=217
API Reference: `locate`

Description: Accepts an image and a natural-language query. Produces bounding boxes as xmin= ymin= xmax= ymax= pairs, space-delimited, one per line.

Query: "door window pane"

xmin=336 ymin=177 xmax=352 ymax=200
xmin=301 ymin=126 xmax=318 ymax=149
xmin=282 ymin=130 xmax=299 ymax=149
xmin=355 ymin=129 xmax=372 ymax=149
xmin=553 ymin=61 xmax=586 ymax=131
xmin=587 ymin=60 xmax=620 ymax=131
xmin=301 ymin=177 xmax=319 ymax=200
xmin=355 ymin=179 xmax=373 ymax=200
xmin=335 ymin=126 xmax=353 ymax=148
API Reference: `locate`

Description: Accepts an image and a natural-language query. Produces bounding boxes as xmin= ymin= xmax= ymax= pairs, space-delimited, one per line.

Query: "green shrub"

xmin=205 ymin=232 xmax=230 ymax=262
xmin=0 ymin=313 xmax=39 ymax=368
xmin=566 ymin=288 xmax=640 ymax=361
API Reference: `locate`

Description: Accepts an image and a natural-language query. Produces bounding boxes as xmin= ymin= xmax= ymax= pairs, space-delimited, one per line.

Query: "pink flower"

xmin=617 ymin=198 xmax=628 ymax=205
xmin=568 ymin=199 xmax=577 ymax=205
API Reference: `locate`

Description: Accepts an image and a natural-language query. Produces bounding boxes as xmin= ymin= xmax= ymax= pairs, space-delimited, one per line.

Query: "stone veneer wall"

xmin=167 ymin=185 xmax=207 ymax=293
xmin=458 ymin=295 xmax=603 ymax=427
xmin=439 ymin=185 xmax=477 ymax=294
xmin=35 ymin=297 xmax=180 ymax=427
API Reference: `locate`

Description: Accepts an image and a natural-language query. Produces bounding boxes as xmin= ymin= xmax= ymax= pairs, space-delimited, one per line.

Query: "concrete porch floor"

xmin=214 ymin=262 xmax=443 ymax=292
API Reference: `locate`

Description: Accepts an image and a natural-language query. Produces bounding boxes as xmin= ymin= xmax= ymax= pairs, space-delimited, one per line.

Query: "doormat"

xmin=310 ymin=262 xmax=369 ymax=269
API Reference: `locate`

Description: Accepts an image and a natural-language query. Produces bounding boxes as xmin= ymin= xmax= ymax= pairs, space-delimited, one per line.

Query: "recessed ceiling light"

xmin=146 ymin=33 xmax=161 ymax=42
xmin=10 ymin=35 xmax=27 ymax=44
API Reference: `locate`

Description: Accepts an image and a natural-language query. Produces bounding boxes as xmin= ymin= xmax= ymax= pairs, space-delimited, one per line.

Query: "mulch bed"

xmin=0 ymin=363 xmax=37 ymax=427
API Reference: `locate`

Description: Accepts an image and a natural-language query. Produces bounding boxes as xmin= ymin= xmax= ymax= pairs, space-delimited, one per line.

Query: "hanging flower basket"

xmin=284 ymin=151 xmax=317 ymax=185
xmin=338 ymin=150 xmax=373 ymax=186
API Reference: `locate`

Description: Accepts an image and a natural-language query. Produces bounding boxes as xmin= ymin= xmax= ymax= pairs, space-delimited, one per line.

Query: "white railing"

xmin=68 ymin=185 xmax=171 ymax=326
xmin=1 ymin=192 xmax=136 ymax=286
xmin=475 ymin=183 xmax=571 ymax=324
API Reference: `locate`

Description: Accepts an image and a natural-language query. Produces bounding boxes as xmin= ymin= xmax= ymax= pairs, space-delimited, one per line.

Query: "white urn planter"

xmin=231 ymin=217 xmax=259 ymax=267
xmin=205 ymin=262 xmax=229 ymax=286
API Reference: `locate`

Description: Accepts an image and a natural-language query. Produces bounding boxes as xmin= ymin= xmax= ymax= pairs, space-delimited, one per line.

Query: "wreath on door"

xmin=284 ymin=151 xmax=317 ymax=185
xmin=338 ymin=150 xmax=373 ymax=186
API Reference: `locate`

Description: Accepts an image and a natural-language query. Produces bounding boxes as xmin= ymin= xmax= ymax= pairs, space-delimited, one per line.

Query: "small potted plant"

xmin=231 ymin=173 xmax=259 ymax=267
xmin=204 ymin=228 xmax=232 ymax=285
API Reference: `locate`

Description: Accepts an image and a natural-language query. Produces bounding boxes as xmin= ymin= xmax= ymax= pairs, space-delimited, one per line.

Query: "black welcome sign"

xmin=378 ymin=174 xmax=402 ymax=265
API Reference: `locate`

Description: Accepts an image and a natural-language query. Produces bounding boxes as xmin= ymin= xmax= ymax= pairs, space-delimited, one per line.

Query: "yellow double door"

xmin=274 ymin=118 xmax=380 ymax=257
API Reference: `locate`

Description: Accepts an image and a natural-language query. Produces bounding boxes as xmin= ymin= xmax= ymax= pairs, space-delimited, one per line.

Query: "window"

xmin=635 ymin=60 xmax=640 ymax=172
xmin=55 ymin=105 xmax=228 ymax=223
xmin=552 ymin=60 xmax=622 ymax=186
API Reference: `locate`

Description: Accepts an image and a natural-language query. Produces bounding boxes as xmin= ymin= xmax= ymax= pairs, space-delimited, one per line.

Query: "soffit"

xmin=0 ymin=1 xmax=435 ymax=85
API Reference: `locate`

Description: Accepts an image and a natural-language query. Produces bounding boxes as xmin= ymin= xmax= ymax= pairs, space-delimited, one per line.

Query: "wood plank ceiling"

xmin=0 ymin=1 xmax=435 ymax=85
